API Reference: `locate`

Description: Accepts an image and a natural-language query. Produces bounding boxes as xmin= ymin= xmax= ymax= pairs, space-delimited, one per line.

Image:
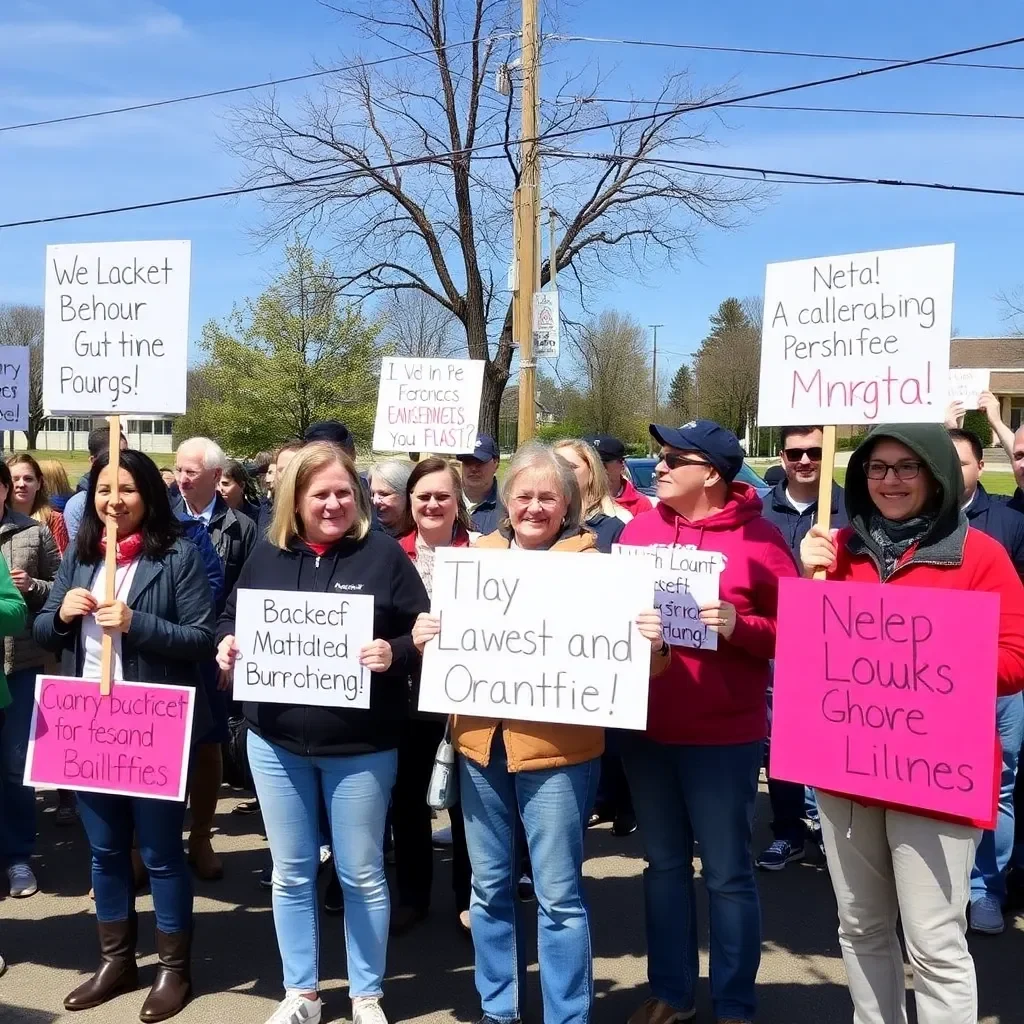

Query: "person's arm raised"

xmin=979 ymin=391 xmax=1015 ymax=458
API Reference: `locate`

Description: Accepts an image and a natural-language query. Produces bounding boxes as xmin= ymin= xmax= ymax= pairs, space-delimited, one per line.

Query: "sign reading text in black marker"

xmin=419 ymin=548 xmax=658 ymax=729
xmin=232 ymin=589 xmax=375 ymax=709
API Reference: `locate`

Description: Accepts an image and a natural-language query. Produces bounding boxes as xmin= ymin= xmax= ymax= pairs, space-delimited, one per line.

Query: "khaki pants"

xmin=816 ymin=791 xmax=980 ymax=1024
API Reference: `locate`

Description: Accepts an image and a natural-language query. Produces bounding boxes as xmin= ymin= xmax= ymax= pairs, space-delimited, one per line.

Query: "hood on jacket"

xmin=845 ymin=423 xmax=964 ymax=550
xmin=651 ymin=481 xmax=765 ymax=534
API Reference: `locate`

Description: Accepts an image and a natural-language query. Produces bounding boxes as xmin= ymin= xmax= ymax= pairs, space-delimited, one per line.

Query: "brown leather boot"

xmin=64 ymin=916 xmax=139 ymax=1011
xmin=138 ymin=929 xmax=191 ymax=1022
xmin=187 ymin=743 xmax=224 ymax=881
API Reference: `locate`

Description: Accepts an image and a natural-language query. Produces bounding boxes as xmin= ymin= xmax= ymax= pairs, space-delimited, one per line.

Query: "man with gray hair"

xmin=173 ymin=436 xmax=257 ymax=881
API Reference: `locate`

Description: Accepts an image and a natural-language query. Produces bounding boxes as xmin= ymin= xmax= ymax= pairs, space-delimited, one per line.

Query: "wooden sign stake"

xmin=98 ymin=415 xmax=121 ymax=696
xmin=812 ymin=424 xmax=838 ymax=581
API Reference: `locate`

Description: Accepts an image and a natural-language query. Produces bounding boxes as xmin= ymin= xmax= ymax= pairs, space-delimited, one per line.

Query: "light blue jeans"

xmin=972 ymin=693 xmax=1024 ymax=904
xmin=247 ymin=731 xmax=397 ymax=995
xmin=460 ymin=739 xmax=599 ymax=1024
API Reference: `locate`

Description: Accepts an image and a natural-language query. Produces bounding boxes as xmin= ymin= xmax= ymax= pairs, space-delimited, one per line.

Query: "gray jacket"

xmin=0 ymin=509 xmax=60 ymax=675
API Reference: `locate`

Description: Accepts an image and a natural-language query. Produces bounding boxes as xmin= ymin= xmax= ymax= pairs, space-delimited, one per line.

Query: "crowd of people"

xmin=1 ymin=406 xmax=1024 ymax=1024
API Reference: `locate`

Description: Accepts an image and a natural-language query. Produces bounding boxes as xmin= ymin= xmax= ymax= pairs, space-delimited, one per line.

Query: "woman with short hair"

xmin=216 ymin=442 xmax=429 ymax=1024
xmin=413 ymin=441 xmax=665 ymax=1024
xmin=368 ymin=459 xmax=414 ymax=537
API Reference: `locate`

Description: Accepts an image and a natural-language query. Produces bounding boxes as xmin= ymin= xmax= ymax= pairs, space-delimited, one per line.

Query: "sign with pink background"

xmin=24 ymin=676 xmax=194 ymax=802
xmin=772 ymin=578 xmax=998 ymax=826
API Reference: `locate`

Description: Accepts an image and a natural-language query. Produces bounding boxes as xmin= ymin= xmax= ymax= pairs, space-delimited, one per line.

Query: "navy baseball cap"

xmin=583 ymin=435 xmax=626 ymax=462
xmin=304 ymin=421 xmax=354 ymax=448
xmin=457 ymin=434 xmax=500 ymax=462
xmin=650 ymin=420 xmax=745 ymax=483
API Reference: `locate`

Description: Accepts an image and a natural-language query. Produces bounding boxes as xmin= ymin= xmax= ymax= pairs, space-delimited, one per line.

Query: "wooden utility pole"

xmin=515 ymin=0 xmax=541 ymax=445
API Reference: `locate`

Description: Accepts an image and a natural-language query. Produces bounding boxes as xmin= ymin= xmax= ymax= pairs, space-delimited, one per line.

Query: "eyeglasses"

xmin=660 ymin=452 xmax=711 ymax=471
xmin=865 ymin=460 xmax=923 ymax=482
xmin=510 ymin=494 xmax=561 ymax=508
xmin=783 ymin=447 xmax=823 ymax=463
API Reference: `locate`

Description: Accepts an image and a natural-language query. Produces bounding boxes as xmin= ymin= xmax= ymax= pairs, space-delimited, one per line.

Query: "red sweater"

xmin=619 ymin=484 xmax=798 ymax=744
xmin=615 ymin=478 xmax=653 ymax=518
xmin=825 ymin=525 xmax=1024 ymax=828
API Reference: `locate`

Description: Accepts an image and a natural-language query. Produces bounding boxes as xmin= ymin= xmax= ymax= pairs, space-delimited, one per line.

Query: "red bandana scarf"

xmin=98 ymin=531 xmax=145 ymax=566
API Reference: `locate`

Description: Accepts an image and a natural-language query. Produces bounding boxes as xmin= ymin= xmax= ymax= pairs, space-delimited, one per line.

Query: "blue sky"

xmin=2 ymin=0 xmax=1023 ymax=390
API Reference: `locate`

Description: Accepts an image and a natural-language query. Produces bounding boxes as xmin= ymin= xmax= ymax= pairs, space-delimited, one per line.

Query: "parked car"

xmin=624 ymin=456 xmax=770 ymax=505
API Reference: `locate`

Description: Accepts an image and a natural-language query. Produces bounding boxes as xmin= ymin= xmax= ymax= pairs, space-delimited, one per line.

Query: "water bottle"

xmin=427 ymin=725 xmax=458 ymax=810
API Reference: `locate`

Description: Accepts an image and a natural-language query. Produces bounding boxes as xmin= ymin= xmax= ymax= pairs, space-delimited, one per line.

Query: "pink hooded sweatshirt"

xmin=619 ymin=482 xmax=798 ymax=745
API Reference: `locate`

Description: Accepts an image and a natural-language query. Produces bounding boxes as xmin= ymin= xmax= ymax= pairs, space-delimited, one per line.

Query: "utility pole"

xmin=515 ymin=0 xmax=541 ymax=445
xmin=649 ymin=324 xmax=663 ymax=453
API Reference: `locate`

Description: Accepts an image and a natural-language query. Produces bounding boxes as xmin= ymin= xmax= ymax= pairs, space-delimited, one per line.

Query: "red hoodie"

xmin=619 ymin=483 xmax=798 ymax=744
xmin=615 ymin=478 xmax=653 ymax=518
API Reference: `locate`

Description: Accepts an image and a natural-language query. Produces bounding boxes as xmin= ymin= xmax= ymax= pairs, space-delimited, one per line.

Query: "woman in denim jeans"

xmin=216 ymin=443 xmax=428 ymax=1024
xmin=413 ymin=443 xmax=665 ymax=1024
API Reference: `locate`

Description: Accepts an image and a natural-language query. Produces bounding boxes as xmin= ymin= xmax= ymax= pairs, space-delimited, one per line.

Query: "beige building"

xmin=951 ymin=337 xmax=1024 ymax=437
xmin=6 ymin=415 xmax=175 ymax=454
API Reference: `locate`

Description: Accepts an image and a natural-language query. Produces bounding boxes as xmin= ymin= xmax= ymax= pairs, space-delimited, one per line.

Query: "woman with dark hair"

xmin=34 ymin=450 xmax=216 ymax=1021
xmin=8 ymin=453 xmax=69 ymax=554
xmin=218 ymin=459 xmax=261 ymax=524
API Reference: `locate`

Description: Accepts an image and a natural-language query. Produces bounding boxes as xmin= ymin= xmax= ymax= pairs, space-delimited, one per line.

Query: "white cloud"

xmin=0 ymin=6 xmax=185 ymax=49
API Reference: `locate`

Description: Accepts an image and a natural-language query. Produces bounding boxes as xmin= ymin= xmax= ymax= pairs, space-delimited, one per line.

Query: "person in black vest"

xmin=757 ymin=425 xmax=848 ymax=871
xmin=173 ymin=436 xmax=257 ymax=881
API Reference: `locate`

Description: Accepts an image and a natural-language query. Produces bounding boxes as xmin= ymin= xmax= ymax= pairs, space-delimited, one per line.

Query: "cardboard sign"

xmin=0 ymin=346 xmax=29 ymax=431
xmin=533 ymin=291 xmax=559 ymax=358
xmin=612 ymin=544 xmax=724 ymax=650
xmin=419 ymin=548 xmax=658 ymax=729
xmin=757 ymin=243 xmax=954 ymax=426
xmin=771 ymin=578 xmax=998 ymax=825
xmin=372 ymin=357 xmax=485 ymax=454
xmin=948 ymin=367 xmax=990 ymax=411
xmin=232 ymin=589 xmax=375 ymax=708
xmin=24 ymin=675 xmax=195 ymax=801
xmin=43 ymin=240 xmax=191 ymax=415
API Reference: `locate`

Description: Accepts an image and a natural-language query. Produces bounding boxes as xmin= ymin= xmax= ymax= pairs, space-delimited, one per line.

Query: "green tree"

xmin=667 ymin=363 xmax=693 ymax=420
xmin=693 ymin=297 xmax=761 ymax=436
xmin=181 ymin=240 xmax=386 ymax=455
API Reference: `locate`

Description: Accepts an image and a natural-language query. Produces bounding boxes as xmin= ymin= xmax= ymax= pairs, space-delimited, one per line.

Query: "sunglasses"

xmin=783 ymin=447 xmax=823 ymax=462
xmin=660 ymin=452 xmax=711 ymax=471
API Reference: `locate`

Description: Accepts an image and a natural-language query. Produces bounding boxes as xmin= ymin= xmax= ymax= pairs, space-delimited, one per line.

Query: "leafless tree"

xmin=999 ymin=287 xmax=1024 ymax=336
xmin=384 ymin=291 xmax=464 ymax=358
xmin=0 ymin=304 xmax=44 ymax=448
xmin=229 ymin=0 xmax=762 ymax=434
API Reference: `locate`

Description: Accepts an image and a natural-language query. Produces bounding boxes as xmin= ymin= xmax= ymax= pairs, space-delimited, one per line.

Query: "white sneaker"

xmin=265 ymin=991 xmax=323 ymax=1024
xmin=7 ymin=862 xmax=38 ymax=898
xmin=0 ymin=949 xmax=6 ymax=976
xmin=970 ymin=894 xmax=1005 ymax=935
xmin=352 ymin=997 xmax=389 ymax=1024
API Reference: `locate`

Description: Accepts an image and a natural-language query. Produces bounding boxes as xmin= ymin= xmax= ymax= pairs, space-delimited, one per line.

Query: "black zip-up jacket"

xmin=217 ymin=531 xmax=429 ymax=757
xmin=760 ymin=479 xmax=848 ymax=563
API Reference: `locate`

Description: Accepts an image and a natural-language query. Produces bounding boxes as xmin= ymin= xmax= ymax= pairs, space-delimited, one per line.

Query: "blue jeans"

xmin=77 ymin=790 xmax=192 ymax=932
xmin=972 ymin=693 xmax=1024 ymax=904
xmin=0 ymin=668 xmax=43 ymax=864
xmin=460 ymin=739 xmax=598 ymax=1024
xmin=247 ymin=731 xmax=397 ymax=996
xmin=622 ymin=738 xmax=762 ymax=1022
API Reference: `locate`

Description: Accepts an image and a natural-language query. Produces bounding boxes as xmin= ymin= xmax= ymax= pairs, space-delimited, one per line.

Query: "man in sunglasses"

xmin=757 ymin=426 xmax=848 ymax=873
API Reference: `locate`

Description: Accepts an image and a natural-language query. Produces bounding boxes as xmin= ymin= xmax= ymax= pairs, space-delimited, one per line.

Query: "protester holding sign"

xmin=215 ymin=442 xmax=428 ymax=1024
xmin=617 ymin=420 xmax=797 ymax=1024
xmin=553 ymin=439 xmax=631 ymax=552
xmin=33 ymin=450 xmax=216 ymax=1021
xmin=0 ymin=457 xmax=62 ymax=899
xmin=412 ymin=441 xmax=666 ymax=1024
xmin=800 ymin=423 xmax=1024 ymax=1024
xmin=8 ymin=454 xmax=70 ymax=554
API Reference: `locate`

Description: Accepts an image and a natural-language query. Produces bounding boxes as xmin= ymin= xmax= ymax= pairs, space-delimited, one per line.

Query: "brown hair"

xmin=38 ymin=459 xmax=73 ymax=501
xmin=407 ymin=456 xmax=472 ymax=535
xmin=6 ymin=454 xmax=52 ymax=520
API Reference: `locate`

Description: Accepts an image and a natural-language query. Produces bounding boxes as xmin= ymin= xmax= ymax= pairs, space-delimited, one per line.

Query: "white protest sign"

xmin=533 ymin=291 xmax=559 ymax=358
xmin=372 ymin=357 xmax=485 ymax=454
xmin=419 ymin=548 xmax=658 ymax=729
xmin=948 ymin=368 xmax=990 ymax=411
xmin=43 ymin=240 xmax=191 ymax=415
xmin=757 ymin=243 xmax=954 ymax=426
xmin=613 ymin=544 xmax=724 ymax=650
xmin=0 ymin=347 xmax=29 ymax=431
xmin=232 ymin=589 xmax=375 ymax=708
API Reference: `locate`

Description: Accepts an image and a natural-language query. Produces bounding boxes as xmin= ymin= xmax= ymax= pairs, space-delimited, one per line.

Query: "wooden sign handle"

xmin=812 ymin=424 xmax=837 ymax=582
xmin=99 ymin=415 xmax=120 ymax=697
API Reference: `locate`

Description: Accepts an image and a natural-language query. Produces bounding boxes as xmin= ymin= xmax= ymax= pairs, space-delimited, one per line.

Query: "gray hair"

xmin=369 ymin=458 xmax=414 ymax=498
xmin=177 ymin=436 xmax=228 ymax=472
xmin=500 ymin=441 xmax=583 ymax=531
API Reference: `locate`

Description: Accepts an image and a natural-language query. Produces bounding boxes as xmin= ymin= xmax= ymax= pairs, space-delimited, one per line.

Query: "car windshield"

xmin=627 ymin=460 xmax=657 ymax=489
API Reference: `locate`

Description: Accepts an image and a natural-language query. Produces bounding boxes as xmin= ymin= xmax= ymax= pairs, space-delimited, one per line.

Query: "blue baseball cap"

xmin=582 ymin=435 xmax=626 ymax=462
xmin=650 ymin=420 xmax=744 ymax=483
xmin=457 ymin=434 xmax=500 ymax=463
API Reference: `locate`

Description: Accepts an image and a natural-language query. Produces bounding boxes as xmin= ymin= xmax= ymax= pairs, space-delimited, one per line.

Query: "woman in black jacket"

xmin=34 ymin=450 xmax=215 ymax=1022
xmin=216 ymin=442 xmax=428 ymax=1024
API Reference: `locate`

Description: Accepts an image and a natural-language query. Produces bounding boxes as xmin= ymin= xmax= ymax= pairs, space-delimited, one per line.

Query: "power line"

xmin=0 ymin=35 xmax=513 ymax=134
xmin=3 ymin=34 xmax=1024 ymax=229
xmin=545 ymin=33 xmax=1024 ymax=72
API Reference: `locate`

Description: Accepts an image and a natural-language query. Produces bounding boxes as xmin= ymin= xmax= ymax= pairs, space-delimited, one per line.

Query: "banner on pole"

xmin=533 ymin=291 xmax=559 ymax=358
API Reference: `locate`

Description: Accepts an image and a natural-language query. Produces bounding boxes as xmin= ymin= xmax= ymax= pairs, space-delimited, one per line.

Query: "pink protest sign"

xmin=772 ymin=578 xmax=999 ymax=826
xmin=24 ymin=675 xmax=195 ymax=802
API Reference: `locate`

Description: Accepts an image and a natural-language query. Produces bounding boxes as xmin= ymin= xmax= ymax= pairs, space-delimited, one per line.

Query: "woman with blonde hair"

xmin=553 ymin=438 xmax=631 ymax=552
xmin=216 ymin=442 xmax=429 ymax=1024
xmin=7 ymin=454 xmax=69 ymax=554
xmin=38 ymin=460 xmax=73 ymax=512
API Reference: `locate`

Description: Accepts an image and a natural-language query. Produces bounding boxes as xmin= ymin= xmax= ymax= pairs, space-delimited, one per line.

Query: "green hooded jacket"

xmin=844 ymin=422 xmax=967 ymax=578
xmin=0 ymin=554 xmax=28 ymax=708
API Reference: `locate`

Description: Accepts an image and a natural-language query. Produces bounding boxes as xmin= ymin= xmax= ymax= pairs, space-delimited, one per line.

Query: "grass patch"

xmin=9 ymin=450 xmax=93 ymax=483
xmin=830 ymin=466 xmax=1016 ymax=496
